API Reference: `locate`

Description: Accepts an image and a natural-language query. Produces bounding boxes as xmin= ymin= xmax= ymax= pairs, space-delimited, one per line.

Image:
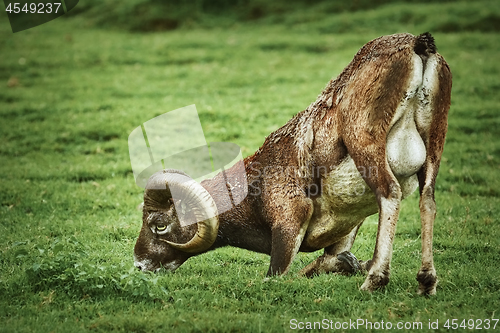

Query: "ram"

xmin=134 ymin=32 xmax=451 ymax=294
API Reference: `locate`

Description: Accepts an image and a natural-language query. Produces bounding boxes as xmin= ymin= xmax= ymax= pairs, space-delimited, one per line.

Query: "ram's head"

xmin=133 ymin=169 xmax=219 ymax=272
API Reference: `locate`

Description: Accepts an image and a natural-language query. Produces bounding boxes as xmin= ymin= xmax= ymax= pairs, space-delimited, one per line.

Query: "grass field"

xmin=1 ymin=1 xmax=499 ymax=332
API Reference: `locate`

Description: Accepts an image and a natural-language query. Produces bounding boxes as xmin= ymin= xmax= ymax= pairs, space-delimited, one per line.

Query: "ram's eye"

xmin=156 ymin=225 xmax=167 ymax=232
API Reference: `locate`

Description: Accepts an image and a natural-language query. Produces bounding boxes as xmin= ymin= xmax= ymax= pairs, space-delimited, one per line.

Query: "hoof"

xmin=337 ymin=251 xmax=361 ymax=275
xmin=417 ymin=270 xmax=438 ymax=296
xmin=360 ymin=272 xmax=390 ymax=292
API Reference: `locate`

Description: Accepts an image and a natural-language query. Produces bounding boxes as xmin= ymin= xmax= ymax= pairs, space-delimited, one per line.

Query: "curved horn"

xmin=144 ymin=169 xmax=219 ymax=254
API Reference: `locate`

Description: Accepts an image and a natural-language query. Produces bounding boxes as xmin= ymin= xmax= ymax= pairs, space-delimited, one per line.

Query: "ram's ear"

xmin=144 ymin=169 xmax=219 ymax=253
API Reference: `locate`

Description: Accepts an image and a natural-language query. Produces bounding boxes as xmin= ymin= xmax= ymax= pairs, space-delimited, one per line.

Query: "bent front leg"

xmin=300 ymin=223 xmax=363 ymax=277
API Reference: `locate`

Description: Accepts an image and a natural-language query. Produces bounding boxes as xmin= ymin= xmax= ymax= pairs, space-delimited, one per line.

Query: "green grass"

xmin=1 ymin=1 xmax=500 ymax=332
xmin=66 ymin=0 xmax=500 ymax=33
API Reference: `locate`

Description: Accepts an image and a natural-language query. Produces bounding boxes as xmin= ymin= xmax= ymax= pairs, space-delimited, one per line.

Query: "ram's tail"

xmin=414 ymin=32 xmax=436 ymax=57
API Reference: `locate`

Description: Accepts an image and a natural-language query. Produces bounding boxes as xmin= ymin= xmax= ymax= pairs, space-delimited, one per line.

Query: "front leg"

xmin=266 ymin=196 xmax=313 ymax=276
xmin=300 ymin=223 xmax=364 ymax=277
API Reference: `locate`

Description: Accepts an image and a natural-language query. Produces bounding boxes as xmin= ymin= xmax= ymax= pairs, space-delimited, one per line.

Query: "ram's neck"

xmin=199 ymin=158 xmax=272 ymax=255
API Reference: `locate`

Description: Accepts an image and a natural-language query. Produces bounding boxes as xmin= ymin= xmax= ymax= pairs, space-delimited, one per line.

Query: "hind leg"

xmin=415 ymin=53 xmax=451 ymax=295
xmin=300 ymin=223 xmax=364 ymax=277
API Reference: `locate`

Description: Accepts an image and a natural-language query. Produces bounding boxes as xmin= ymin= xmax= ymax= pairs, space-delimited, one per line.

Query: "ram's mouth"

xmin=159 ymin=260 xmax=183 ymax=272
xmin=133 ymin=256 xmax=184 ymax=273
xmin=134 ymin=257 xmax=153 ymax=272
